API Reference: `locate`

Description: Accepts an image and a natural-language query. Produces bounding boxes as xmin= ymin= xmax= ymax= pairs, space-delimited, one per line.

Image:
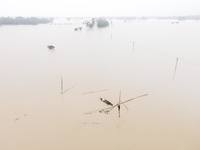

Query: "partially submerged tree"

xmin=86 ymin=18 xmax=95 ymax=28
xmin=85 ymin=17 xmax=109 ymax=28
xmin=96 ymin=18 xmax=109 ymax=28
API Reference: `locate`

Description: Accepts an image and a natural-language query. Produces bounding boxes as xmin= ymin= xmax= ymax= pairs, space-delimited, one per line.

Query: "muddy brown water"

xmin=0 ymin=19 xmax=200 ymax=150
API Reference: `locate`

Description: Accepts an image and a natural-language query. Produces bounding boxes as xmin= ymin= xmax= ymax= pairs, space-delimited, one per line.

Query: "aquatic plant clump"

xmin=47 ymin=45 xmax=55 ymax=50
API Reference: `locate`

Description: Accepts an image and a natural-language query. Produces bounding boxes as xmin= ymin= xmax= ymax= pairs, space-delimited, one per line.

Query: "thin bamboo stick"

xmin=82 ymin=89 xmax=108 ymax=95
xmin=61 ymin=76 xmax=63 ymax=94
xmin=173 ymin=57 xmax=178 ymax=80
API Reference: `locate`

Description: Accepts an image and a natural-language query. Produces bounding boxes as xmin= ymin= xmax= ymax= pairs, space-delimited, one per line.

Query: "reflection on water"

xmin=0 ymin=19 xmax=200 ymax=150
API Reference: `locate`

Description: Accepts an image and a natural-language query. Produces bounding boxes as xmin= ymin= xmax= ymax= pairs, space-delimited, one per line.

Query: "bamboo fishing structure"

xmin=117 ymin=90 xmax=128 ymax=118
xmin=119 ymin=90 xmax=128 ymax=110
xmin=84 ymin=93 xmax=148 ymax=118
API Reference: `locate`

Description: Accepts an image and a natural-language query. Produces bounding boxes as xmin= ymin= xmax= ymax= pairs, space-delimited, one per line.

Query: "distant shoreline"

xmin=0 ymin=17 xmax=52 ymax=25
xmin=48 ymin=15 xmax=200 ymax=20
xmin=0 ymin=15 xmax=200 ymax=25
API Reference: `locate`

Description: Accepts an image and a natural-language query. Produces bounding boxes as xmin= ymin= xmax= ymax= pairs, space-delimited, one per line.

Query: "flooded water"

xmin=0 ymin=19 xmax=200 ymax=150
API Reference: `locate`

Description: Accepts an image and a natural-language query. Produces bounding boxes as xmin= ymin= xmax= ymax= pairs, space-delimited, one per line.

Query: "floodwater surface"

xmin=0 ymin=19 xmax=200 ymax=150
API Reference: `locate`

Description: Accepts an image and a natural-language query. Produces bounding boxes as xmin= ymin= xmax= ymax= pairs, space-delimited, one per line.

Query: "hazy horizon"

xmin=1 ymin=0 xmax=200 ymax=17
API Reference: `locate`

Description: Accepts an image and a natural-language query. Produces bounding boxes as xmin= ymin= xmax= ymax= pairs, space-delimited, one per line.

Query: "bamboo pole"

xmin=61 ymin=76 xmax=77 ymax=94
xmin=62 ymin=84 xmax=77 ymax=94
xmin=61 ymin=76 xmax=63 ymax=94
xmin=119 ymin=90 xmax=128 ymax=110
xmin=173 ymin=57 xmax=178 ymax=80
xmin=82 ymin=89 xmax=108 ymax=95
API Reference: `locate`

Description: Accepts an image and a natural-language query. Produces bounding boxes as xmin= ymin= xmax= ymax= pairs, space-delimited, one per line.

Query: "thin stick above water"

xmin=61 ymin=76 xmax=77 ymax=94
xmin=119 ymin=90 xmax=128 ymax=110
xmin=62 ymin=84 xmax=77 ymax=94
xmin=82 ymin=89 xmax=108 ymax=95
xmin=61 ymin=76 xmax=63 ymax=94
xmin=173 ymin=57 xmax=178 ymax=80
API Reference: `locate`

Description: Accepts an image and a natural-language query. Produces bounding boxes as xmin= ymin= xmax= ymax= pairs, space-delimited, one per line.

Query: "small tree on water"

xmin=96 ymin=18 xmax=109 ymax=28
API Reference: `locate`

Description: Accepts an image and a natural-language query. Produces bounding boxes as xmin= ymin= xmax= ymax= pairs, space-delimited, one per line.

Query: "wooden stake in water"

xmin=61 ymin=76 xmax=77 ymax=95
xmin=61 ymin=76 xmax=63 ymax=94
xmin=173 ymin=57 xmax=178 ymax=80
xmin=118 ymin=90 xmax=128 ymax=118
xmin=118 ymin=91 xmax=121 ymax=118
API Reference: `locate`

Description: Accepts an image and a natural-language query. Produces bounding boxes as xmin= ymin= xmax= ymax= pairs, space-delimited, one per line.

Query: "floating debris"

xmin=74 ymin=27 xmax=82 ymax=31
xmin=82 ymin=122 xmax=101 ymax=125
xmin=92 ymin=122 xmax=101 ymax=125
xmin=100 ymin=97 xmax=113 ymax=106
xmin=47 ymin=45 xmax=55 ymax=50
xmin=15 ymin=118 xmax=19 ymax=121
xmin=171 ymin=21 xmax=179 ymax=24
